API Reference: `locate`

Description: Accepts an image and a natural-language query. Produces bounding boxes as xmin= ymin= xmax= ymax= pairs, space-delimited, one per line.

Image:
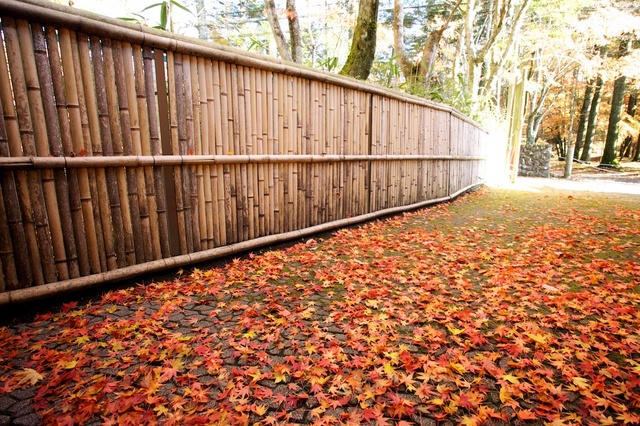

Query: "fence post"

xmin=154 ymin=49 xmax=180 ymax=256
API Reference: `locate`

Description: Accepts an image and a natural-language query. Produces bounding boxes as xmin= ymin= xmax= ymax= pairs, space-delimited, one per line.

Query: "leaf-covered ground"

xmin=1 ymin=185 xmax=639 ymax=426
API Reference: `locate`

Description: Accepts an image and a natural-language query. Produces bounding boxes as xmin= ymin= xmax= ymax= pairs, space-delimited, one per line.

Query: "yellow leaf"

xmin=15 ymin=368 xmax=43 ymax=386
xmin=526 ymin=333 xmax=547 ymax=344
xmin=599 ymin=416 xmax=616 ymax=425
xmin=274 ymin=371 xmax=287 ymax=383
xmin=572 ymin=377 xmax=589 ymax=389
xmin=499 ymin=386 xmax=512 ymax=403
xmin=154 ymin=405 xmax=169 ymax=416
xmin=365 ymin=299 xmax=379 ymax=309
xmin=430 ymin=398 xmax=444 ymax=406
xmin=383 ymin=362 xmax=396 ymax=375
xmin=106 ymin=305 xmax=117 ymax=314
xmin=253 ymin=404 xmax=268 ymax=416
xmin=75 ymin=336 xmax=90 ymax=345
xmin=460 ymin=416 xmax=478 ymax=426
xmin=448 ymin=327 xmax=464 ymax=335
xmin=449 ymin=362 xmax=466 ymax=375
xmin=64 ymin=360 xmax=78 ymax=369
xmin=502 ymin=374 xmax=520 ymax=384
xmin=242 ymin=330 xmax=256 ymax=339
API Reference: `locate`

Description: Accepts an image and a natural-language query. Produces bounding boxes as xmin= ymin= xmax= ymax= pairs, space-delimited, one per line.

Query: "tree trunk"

xmin=195 ymin=0 xmax=208 ymax=40
xmin=286 ymin=0 xmax=302 ymax=63
xmin=392 ymin=0 xmax=417 ymax=81
xmin=339 ymin=0 xmax=380 ymax=80
xmin=628 ymin=90 xmax=637 ymax=116
xmin=564 ymin=69 xmax=579 ymax=179
xmin=264 ymin=0 xmax=292 ymax=62
xmin=633 ymin=133 xmax=640 ymax=162
xmin=573 ymin=80 xmax=594 ymax=159
xmin=601 ymin=75 xmax=626 ymax=166
xmin=580 ymin=75 xmax=603 ymax=162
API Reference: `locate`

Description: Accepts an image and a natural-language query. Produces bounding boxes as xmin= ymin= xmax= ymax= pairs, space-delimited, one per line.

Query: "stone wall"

xmin=519 ymin=144 xmax=552 ymax=178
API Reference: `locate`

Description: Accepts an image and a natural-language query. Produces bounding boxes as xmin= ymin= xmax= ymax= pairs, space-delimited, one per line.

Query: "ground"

xmin=0 ymin=172 xmax=639 ymax=426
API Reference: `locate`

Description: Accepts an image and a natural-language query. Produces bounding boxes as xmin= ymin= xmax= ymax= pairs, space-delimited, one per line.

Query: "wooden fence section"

xmin=0 ymin=0 xmax=486 ymax=298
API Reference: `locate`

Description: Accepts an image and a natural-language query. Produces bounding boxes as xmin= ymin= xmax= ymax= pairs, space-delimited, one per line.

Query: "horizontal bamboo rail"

xmin=0 ymin=154 xmax=486 ymax=169
xmin=0 ymin=183 xmax=480 ymax=305
xmin=0 ymin=0 xmax=487 ymax=302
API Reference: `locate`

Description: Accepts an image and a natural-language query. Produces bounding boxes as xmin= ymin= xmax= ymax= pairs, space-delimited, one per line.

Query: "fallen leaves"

xmin=0 ymin=187 xmax=639 ymax=425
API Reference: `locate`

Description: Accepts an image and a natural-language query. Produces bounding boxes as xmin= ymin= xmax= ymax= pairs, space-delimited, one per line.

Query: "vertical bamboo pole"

xmin=102 ymin=40 xmax=135 ymax=266
xmin=217 ymin=62 xmax=235 ymax=244
xmin=18 ymin=19 xmax=69 ymax=281
xmin=269 ymin=71 xmax=280 ymax=234
xmin=112 ymin=41 xmax=145 ymax=264
xmin=329 ymin=86 xmax=338 ymax=221
xmin=4 ymin=18 xmax=57 ymax=284
xmin=203 ymin=59 xmax=220 ymax=247
xmin=253 ymin=69 xmax=266 ymax=237
xmin=44 ymin=27 xmax=89 ymax=276
xmin=75 ymin=35 xmax=105 ymax=270
xmin=91 ymin=36 xmax=127 ymax=268
xmin=31 ymin=24 xmax=79 ymax=279
xmin=168 ymin=52 xmax=188 ymax=253
xmin=0 ymin=24 xmax=35 ymax=287
xmin=211 ymin=61 xmax=228 ymax=246
xmin=309 ymin=80 xmax=318 ymax=226
xmin=77 ymin=33 xmax=116 ymax=271
xmin=122 ymin=43 xmax=153 ymax=262
xmin=197 ymin=57 xmax=213 ymax=249
xmin=191 ymin=56 xmax=207 ymax=250
xmin=231 ymin=65 xmax=249 ymax=242
xmin=225 ymin=64 xmax=246 ymax=241
xmin=278 ymin=73 xmax=287 ymax=232
xmin=0 ymin=91 xmax=19 ymax=290
xmin=295 ymin=78 xmax=305 ymax=230
xmin=145 ymin=47 xmax=171 ymax=258
xmin=182 ymin=54 xmax=200 ymax=252
xmin=245 ymin=68 xmax=265 ymax=238
xmin=244 ymin=67 xmax=258 ymax=240
xmin=59 ymin=29 xmax=102 ymax=274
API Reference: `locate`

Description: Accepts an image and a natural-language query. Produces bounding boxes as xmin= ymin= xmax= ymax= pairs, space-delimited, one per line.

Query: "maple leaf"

xmin=460 ymin=416 xmax=479 ymax=426
xmin=502 ymin=373 xmax=520 ymax=384
xmin=154 ymin=405 xmax=169 ymax=416
xmin=516 ymin=409 xmax=537 ymax=420
xmin=15 ymin=368 xmax=43 ymax=387
xmin=572 ymin=377 xmax=589 ymax=389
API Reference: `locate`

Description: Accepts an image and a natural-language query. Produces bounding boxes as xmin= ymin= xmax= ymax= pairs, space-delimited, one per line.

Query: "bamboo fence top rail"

xmin=0 ymin=0 xmax=484 ymax=130
xmin=0 ymin=154 xmax=487 ymax=169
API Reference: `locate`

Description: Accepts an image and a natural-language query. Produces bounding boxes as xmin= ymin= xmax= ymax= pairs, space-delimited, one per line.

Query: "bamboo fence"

xmin=0 ymin=0 xmax=486 ymax=302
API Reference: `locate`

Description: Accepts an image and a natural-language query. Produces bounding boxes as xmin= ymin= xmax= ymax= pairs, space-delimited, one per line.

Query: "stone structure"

xmin=519 ymin=144 xmax=552 ymax=178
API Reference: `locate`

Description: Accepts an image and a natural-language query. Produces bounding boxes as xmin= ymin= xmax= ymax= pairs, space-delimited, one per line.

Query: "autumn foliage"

xmin=1 ymin=187 xmax=639 ymax=425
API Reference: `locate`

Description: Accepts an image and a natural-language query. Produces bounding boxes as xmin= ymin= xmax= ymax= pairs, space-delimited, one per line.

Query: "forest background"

xmin=62 ymin=0 xmax=640 ymax=169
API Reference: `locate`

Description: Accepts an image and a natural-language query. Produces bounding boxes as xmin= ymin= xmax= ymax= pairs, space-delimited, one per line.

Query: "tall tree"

xmin=601 ymin=74 xmax=627 ymax=165
xmin=580 ymin=75 xmax=603 ymax=162
xmin=392 ymin=0 xmax=462 ymax=89
xmin=264 ymin=0 xmax=293 ymax=61
xmin=339 ymin=0 xmax=380 ymax=80
xmin=286 ymin=0 xmax=302 ymax=63
xmin=523 ymin=52 xmax=577 ymax=145
xmin=195 ymin=0 xmax=208 ymax=40
xmin=574 ymin=80 xmax=595 ymax=159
